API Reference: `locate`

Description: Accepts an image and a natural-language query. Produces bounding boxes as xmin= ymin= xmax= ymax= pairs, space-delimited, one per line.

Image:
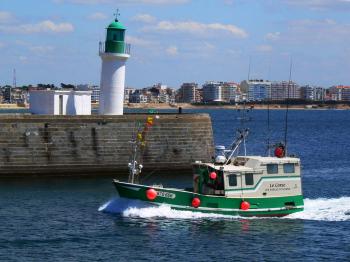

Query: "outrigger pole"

xmin=225 ymin=128 xmax=249 ymax=165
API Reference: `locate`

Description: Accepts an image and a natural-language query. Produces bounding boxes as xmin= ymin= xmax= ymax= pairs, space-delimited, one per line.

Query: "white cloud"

xmin=126 ymin=35 xmax=156 ymax=46
xmin=265 ymin=32 xmax=281 ymax=41
xmin=166 ymin=45 xmax=178 ymax=56
xmin=146 ymin=20 xmax=248 ymax=38
xmin=284 ymin=0 xmax=350 ymax=10
xmin=227 ymin=49 xmax=242 ymax=56
xmin=256 ymin=45 xmax=273 ymax=52
xmin=88 ymin=12 xmax=108 ymax=20
xmin=0 ymin=20 xmax=74 ymax=34
xmin=54 ymin=0 xmax=189 ymax=5
xmin=223 ymin=0 xmax=234 ymax=5
xmin=287 ymin=19 xmax=350 ymax=42
xmin=19 ymin=56 xmax=28 ymax=62
xmin=29 ymin=45 xmax=55 ymax=53
xmin=139 ymin=0 xmax=189 ymax=3
xmin=202 ymin=42 xmax=215 ymax=50
xmin=132 ymin=14 xmax=156 ymax=23
xmin=188 ymin=42 xmax=216 ymax=57
xmin=0 ymin=11 xmax=14 ymax=23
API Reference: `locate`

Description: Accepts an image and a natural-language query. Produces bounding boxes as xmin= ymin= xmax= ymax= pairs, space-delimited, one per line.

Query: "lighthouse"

xmin=99 ymin=14 xmax=130 ymax=115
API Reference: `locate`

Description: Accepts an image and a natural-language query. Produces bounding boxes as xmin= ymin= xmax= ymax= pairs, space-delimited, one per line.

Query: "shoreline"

xmin=123 ymin=103 xmax=350 ymax=110
xmin=1 ymin=103 xmax=349 ymax=111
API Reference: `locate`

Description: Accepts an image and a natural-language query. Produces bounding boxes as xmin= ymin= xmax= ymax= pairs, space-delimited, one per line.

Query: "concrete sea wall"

xmin=0 ymin=114 xmax=214 ymax=176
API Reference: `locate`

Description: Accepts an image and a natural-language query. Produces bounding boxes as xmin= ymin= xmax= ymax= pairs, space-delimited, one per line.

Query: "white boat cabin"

xmin=193 ymin=156 xmax=302 ymax=198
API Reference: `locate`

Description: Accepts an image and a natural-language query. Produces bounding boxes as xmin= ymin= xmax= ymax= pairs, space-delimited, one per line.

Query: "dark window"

xmin=228 ymin=174 xmax=237 ymax=187
xmin=267 ymin=164 xmax=278 ymax=174
xmin=245 ymin=173 xmax=254 ymax=186
xmin=283 ymin=163 xmax=295 ymax=173
xmin=113 ymin=34 xmax=117 ymax=41
xmin=59 ymin=95 xmax=63 ymax=115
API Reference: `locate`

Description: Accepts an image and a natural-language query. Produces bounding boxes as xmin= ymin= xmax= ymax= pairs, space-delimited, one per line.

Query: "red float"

xmin=274 ymin=146 xmax=285 ymax=158
xmin=240 ymin=201 xmax=250 ymax=210
xmin=191 ymin=197 xmax=201 ymax=208
xmin=146 ymin=188 xmax=157 ymax=200
xmin=209 ymin=172 xmax=217 ymax=180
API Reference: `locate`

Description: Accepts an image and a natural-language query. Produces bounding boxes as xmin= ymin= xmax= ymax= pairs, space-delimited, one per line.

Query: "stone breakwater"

xmin=0 ymin=114 xmax=214 ymax=176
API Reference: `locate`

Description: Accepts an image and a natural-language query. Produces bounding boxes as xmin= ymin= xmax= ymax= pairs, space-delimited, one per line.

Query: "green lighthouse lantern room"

xmin=105 ymin=14 xmax=127 ymax=54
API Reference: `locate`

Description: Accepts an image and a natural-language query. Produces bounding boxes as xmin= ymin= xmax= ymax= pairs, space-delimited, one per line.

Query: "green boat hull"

xmin=113 ymin=181 xmax=304 ymax=217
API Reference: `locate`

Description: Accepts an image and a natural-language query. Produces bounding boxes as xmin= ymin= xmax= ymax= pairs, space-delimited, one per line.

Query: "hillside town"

xmin=0 ymin=80 xmax=350 ymax=106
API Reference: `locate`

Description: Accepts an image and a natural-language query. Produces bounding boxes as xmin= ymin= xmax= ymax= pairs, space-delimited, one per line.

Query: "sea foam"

xmin=286 ymin=197 xmax=350 ymax=222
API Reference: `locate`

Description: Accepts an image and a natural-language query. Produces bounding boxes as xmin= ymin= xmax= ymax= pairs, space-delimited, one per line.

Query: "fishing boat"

xmin=113 ymin=115 xmax=304 ymax=217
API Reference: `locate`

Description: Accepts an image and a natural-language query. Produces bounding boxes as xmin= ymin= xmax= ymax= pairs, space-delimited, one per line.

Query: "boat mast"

xmin=128 ymin=122 xmax=143 ymax=184
xmin=267 ymin=97 xmax=271 ymax=156
xmin=284 ymin=57 xmax=293 ymax=156
xmin=242 ymin=102 xmax=247 ymax=157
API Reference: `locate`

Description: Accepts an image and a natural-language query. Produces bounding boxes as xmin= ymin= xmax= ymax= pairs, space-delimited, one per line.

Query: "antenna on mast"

xmin=284 ymin=57 xmax=293 ymax=156
xmin=247 ymin=56 xmax=252 ymax=81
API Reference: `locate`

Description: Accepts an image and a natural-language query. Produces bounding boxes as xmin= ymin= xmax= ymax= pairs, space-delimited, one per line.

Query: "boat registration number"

xmin=157 ymin=191 xmax=176 ymax=199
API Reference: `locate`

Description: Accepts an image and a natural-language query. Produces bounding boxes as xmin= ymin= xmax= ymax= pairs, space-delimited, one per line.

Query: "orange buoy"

xmin=240 ymin=201 xmax=250 ymax=210
xmin=192 ymin=197 xmax=201 ymax=208
xmin=209 ymin=172 xmax=217 ymax=180
xmin=146 ymin=188 xmax=157 ymax=200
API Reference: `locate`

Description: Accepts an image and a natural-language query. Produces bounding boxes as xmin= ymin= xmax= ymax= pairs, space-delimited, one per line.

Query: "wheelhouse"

xmin=193 ymin=156 xmax=302 ymax=198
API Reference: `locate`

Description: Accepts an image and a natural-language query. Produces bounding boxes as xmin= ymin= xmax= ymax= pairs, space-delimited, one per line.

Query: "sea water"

xmin=0 ymin=109 xmax=349 ymax=261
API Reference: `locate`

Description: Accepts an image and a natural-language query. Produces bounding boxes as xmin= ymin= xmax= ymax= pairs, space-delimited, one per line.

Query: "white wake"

xmin=286 ymin=197 xmax=350 ymax=221
xmin=99 ymin=197 xmax=350 ymax=222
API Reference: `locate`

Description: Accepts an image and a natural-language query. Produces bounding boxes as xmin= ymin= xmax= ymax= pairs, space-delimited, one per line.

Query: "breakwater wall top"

xmin=0 ymin=114 xmax=214 ymax=176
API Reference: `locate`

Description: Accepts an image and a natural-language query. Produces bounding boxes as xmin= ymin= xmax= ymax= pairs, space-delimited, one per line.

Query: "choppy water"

xmin=0 ymin=109 xmax=349 ymax=261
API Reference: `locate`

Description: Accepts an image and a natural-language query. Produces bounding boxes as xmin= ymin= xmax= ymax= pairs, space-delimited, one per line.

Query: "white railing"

xmin=99 ymin=41 xmax=131 ymax=55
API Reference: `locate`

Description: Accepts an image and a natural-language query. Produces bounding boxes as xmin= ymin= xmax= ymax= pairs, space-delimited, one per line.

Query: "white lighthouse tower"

xmin=99 ymin=14 xmax=130 ymax=115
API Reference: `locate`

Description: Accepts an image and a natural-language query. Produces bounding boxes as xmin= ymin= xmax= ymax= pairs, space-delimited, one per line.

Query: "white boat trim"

xmin=151 ymin=202 xmax=304 ymax=213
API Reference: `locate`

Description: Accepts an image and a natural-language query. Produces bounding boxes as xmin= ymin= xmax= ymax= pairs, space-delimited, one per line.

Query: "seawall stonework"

xmin=0 ymin=114 xmax=214 ymax=176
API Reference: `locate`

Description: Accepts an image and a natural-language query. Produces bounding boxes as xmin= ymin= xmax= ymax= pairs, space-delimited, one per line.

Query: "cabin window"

xmin=228 ymin=174 xmax=237 ymax=187
xmin=267 ymin=164 xmax=278 ymax=174
xmin=245 ymin=173 xmax=254 ymax=186
xmin=283 ymin=163 xmax=295 ymax=173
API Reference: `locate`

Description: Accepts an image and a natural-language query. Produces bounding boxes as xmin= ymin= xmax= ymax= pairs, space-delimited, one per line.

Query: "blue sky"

xmin=1 ymin=0 xmax=350 ymax=88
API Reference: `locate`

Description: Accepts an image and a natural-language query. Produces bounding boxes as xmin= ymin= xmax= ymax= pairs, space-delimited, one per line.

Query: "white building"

xmin=129 ymin=90 xmax=149 ymax=103
xmin=270 ymin=81 xmax=300 ymax=101
xmin=29 ymin=90 xmax=92 ymax=115
xmin=90 ymin=86 xmax=100 ymax=103
xmin=243 ymin=80 xmax=271 ymax=101
xmin=124 ymin=87 xmax=135 ymax=103
xmin=222 ymin=82 xmax=239 ymax=102
xmin=178 ymin=83 xmax=198 ymax=103
xmin=202 ymin=81 xmax=223 ymax=102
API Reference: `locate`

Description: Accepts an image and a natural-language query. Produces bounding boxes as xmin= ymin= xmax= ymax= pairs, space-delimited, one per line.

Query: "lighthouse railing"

xmin=99 ymin=41 xmax=131 ymax=55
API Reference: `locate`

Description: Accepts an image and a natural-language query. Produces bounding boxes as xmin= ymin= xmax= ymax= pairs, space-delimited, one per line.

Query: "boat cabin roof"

xmin=195 ymin=155 xmax=300 ymax=173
